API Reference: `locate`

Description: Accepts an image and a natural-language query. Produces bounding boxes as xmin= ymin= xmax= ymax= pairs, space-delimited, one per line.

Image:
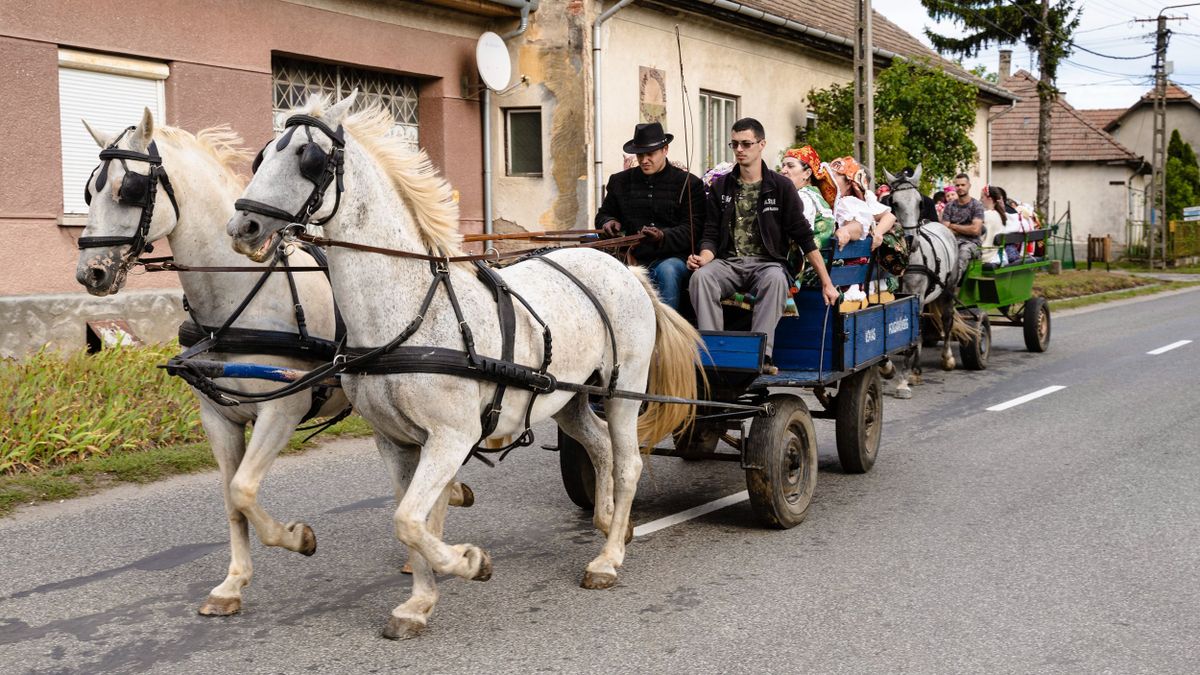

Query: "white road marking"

xmin=1147 ymin=340 xmax=1192 ymax=355
xmin=986 ymin=385 xmax=1067 ymax=412
xmin=633 ymin=490 xmax=749 ymax=537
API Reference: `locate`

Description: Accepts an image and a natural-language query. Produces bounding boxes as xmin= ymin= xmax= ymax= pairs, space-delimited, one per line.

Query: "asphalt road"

xmin=2 ymin=288 xmax=1199 ymax=674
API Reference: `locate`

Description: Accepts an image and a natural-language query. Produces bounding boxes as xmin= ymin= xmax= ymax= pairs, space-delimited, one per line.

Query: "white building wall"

xmin=991 ymin=162 xmax=1143 ymax=245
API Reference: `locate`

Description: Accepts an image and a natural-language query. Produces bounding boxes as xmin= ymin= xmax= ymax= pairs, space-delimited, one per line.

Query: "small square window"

xmin=505 ymin=108 xmax=542 ymax=177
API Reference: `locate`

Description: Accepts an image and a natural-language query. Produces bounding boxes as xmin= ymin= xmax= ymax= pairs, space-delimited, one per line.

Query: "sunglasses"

xmin=728 ymin=140 xmax=760 ymax=150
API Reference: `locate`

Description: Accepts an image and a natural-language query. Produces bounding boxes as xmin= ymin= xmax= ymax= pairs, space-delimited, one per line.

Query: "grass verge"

xmin=0 ymin=414 xmax=373 ymax=518
xmin=1047 ymin=279 xmax=1200 ymax=311
xmin=1032 ymin=269 xmax=1154 ymax=300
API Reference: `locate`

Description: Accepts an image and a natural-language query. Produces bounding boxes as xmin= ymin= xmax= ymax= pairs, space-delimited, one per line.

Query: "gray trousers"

xmin=689 ymin=256 xmax=790 ymax=356
xmin=956 ymin=239 xmax=979 ymax=285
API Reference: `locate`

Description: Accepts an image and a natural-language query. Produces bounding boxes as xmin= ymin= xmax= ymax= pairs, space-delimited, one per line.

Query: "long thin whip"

xmin=675 ymin=25 xmax=697 ymax=255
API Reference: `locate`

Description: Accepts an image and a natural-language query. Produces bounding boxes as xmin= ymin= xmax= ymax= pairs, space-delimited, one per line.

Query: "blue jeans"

xmin=647 ymin=257 xmax=690 ymax=311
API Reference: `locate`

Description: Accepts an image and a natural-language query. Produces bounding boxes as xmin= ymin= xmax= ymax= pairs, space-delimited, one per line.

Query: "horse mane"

xmin=154 ymin=125 xmax=251 ymax=190
xmin=299 ymin=97 xmax=463 ymax=255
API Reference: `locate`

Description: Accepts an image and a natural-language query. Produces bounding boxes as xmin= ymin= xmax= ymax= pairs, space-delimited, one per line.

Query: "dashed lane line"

xmin=633 ymin=491 xmax=749 ymax=537
xmin=1147 ymin=340 xmax=1192 ymax=355
xmin=986 ymin=385 xmax=1067 ymax=412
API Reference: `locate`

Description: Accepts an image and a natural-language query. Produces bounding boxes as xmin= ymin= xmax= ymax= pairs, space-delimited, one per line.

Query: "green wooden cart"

xmin=954 ymin=228 xmax=1053 ymax=369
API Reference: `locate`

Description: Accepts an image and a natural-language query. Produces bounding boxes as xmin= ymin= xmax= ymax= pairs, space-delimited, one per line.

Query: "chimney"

xmin=999 ymin=49 xmax=1012 ymax=80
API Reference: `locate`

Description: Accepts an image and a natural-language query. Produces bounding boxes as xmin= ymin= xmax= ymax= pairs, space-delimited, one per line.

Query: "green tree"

xmin=802 ymin=60 xmax=975 ymax=192
xmin=921 ymin=0 xmax=1081 ymax=220
xmin=1166 ymin=129 xmax=1200 ymax=221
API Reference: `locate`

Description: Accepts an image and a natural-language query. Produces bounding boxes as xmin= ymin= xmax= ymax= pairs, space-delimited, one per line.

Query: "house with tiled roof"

xmin=1081 ymin=83 xmax=1200 ymax=182
xmin=990 ymin=69 xmax=1148 ymax=248
xmin=576 ymin=0 xmax=1018 ymax=235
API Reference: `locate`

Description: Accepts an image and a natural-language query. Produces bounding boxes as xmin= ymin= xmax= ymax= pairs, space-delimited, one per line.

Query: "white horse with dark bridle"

xmin=883 ymin=166 xmax=971 ymax=399
xmin=226 ymin=93 xmax=703 ymax=639
xmin=74 ymin=109 xmax=470 ymax=616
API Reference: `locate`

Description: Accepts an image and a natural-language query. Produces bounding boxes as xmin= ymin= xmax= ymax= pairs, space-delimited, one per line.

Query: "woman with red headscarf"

xmin=779 ymin=146 xmax=837 ymax=250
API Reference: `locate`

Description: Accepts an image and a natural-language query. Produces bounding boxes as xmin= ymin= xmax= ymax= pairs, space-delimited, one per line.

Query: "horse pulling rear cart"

xmin=953 ymin=228 xmax=1054 ymax=370
xmin=557 ymin=238 xmax=921 ymax=529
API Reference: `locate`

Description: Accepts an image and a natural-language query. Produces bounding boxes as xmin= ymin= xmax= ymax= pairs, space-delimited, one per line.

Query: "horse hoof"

xmin=471 ymin=549 xmax=493 ymax=581
xmin=295 ymin=524 xmax=317 ymax=557
xmin=198 ymin=594 xmax=241 ymax=616
xmin=580 ymin=570 xmax=617 ymax=590
xmin=942 ymin=359 xmax=955 ymax=371
xmin=911 ymin=373 xmax=923 ymax=385
xmin=879 ymin=362 xmax=895 ymax=379
xmin=894 ymin=388 xmax=912 ymax=400
xmin=382 ymin=615 xmax=426 ymax=641
xmin=455 ymin=483 xmax=475 ymax=508
xmin=401 ymin=561 xmax=413 ymax=575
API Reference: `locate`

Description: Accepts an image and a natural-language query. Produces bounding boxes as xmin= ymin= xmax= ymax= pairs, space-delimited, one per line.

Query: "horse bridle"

xmin=887 ymin=175 xmax=946 ymax=297
xmin=235 ymin=114 xmax=345 ymax=228
xmin=79 ymin=126 xmax=180 ymax=262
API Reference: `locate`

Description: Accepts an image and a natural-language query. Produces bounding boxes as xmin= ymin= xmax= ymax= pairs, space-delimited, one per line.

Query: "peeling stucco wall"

xmin=0 ymin=290 xmax=185 ymax=359
xmin=492 ymin=0 xmax=592 ymax=233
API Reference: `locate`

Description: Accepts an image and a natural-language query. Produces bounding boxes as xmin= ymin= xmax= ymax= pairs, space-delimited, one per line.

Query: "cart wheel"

xmin=835 ymin=367 xmax=882 ymax=473
xmin=959 ymin=310 xmax=991 ymax=370
xmin=1023 ymin=296 xmax=1051 ymax=352
xmin=557 ymin=427 xmax=595 ymax=511
xmin=745 ymin=395 xmax=818 ymax=529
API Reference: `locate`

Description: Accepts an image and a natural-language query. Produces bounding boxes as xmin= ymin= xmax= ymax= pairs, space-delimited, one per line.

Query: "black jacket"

xmin=701 ymin=160 xmax=817 ymax=262
xmin=595 ymin=163 xmax=705 ymax=263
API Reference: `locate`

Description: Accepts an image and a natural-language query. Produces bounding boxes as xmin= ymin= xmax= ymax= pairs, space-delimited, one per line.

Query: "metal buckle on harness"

xmin=530 ymin=372 xmax=556 ymax=394
xmin=486 ymin=247 xmax=500 ymax=264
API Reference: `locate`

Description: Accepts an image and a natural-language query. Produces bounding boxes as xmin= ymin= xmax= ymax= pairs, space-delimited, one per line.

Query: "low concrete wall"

xmin=1 ymin=289 xmax=185 ymax=359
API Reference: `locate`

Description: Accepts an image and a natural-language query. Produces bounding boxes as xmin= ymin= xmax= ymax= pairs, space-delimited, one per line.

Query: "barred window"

xmin=272 ymin=56 xmax=419 ymax=149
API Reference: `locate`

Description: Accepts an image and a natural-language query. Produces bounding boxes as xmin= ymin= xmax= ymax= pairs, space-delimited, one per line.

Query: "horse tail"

xmin=628 ymin=267 xmax=706 ymax=450
xmin=928 ymin=301 xmax=979 ymax=343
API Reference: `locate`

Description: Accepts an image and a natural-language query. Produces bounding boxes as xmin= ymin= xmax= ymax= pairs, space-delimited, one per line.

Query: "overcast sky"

xmin=875 ymin=0 xmax=1200 ymax=110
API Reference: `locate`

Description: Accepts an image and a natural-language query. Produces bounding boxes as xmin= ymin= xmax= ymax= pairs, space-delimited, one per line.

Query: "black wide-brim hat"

xmin=623 ymin=122 xmax=674 ymax=154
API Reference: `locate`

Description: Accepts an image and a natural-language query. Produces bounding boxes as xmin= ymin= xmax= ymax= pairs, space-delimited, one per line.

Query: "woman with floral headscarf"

xmin=779 ymin=146 xmax=837 ymax=249
xmin=828 ymin=156 xmax=906 ymax=295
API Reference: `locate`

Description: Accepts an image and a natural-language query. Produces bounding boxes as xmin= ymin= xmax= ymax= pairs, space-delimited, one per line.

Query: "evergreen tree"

xmin=1166 ymin=129 xmax=1200 ymax=221
xmin=920 ymin=0 xmax=1080 ymax=220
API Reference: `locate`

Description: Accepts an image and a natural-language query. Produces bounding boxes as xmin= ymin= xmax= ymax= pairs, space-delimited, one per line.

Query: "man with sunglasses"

xmin=688 ymin=118 xmax=839 ymax=371
xmin=595 ymin=122 xmax=705 ymax=310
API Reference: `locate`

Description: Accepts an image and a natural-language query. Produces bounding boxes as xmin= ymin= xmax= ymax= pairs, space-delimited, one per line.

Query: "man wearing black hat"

xmin=595 ymin=122 xmax=705 ymax=311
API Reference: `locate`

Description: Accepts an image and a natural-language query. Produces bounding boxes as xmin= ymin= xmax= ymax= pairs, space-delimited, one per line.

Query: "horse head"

xmin=227 ymin=93 xmax=358 ymax=262
xmin=76 ymin=107 xmax=181 ymax=295
xmin=886 ymin=163 xmax=924 ymax=232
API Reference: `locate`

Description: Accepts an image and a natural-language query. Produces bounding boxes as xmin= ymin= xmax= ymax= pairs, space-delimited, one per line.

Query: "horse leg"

xmin=390 ymin=430 xmax=491 ymax=583
xmin=227 ymin=402 xmax=317 ymax=555
xmin=940 ymin=299 xmax=957 ymax=371
xmin=375 ymin=435 xmax=451 ymax=640
xmin=553 ymin=393 xmax=616 ymax=535
xmin=198 ymin=406 xmax=250 ymax=616
xmin=895 ymin=345 xmax=916 ymax=399
xmin=581 ymin=395 xmax=643 ymax=590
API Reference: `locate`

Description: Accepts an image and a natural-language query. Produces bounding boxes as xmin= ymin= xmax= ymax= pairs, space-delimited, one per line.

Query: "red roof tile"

xmin=1077 ymin=107 xmax=1125 ymax=131
xmin=1141 ymin=83 xmax=1194 ymax=102
xmin=991 ymin=71 xmax=1140 ymax=163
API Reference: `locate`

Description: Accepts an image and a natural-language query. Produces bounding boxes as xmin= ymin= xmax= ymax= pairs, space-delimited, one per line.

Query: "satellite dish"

xmin=476 ymin=31 xmax=511 ymax=91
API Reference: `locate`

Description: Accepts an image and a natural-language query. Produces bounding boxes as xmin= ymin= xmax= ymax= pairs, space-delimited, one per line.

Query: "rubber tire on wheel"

xmin=557 ymin=427 xmax=595 ymax=511
xmin=1023 ymin=296 xmax=1051 ymax=352
xmin=835 ymin=367 xmax=883 ymax=473
xmin=745 ymin=395 xmax=818 ymax=529
xmin=959 ymin=311 xmax=991 ymax=370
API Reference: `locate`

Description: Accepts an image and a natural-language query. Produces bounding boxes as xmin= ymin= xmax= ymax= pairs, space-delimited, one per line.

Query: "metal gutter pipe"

xmin=691 ymin=0 xmax=1017 ymax=103
xmin=593 ymin=0 xmax=637 ymax=211
xmin=482 ymin=1 xmax=533 ymax=246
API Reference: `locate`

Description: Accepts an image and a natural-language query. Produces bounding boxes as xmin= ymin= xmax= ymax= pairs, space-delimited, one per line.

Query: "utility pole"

xmin=1136 ymin=6 xmax=1193 ymax=267
xmin=854 ymin=0 xmax=874 ymax=178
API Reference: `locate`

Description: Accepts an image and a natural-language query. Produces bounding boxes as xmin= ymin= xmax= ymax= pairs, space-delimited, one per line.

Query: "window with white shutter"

xmin=57 ymin=49 xmax=167 ymax=220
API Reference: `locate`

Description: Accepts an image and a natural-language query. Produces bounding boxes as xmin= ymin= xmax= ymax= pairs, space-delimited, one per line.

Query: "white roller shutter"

xmin=58 ymin=53 xmax=166 ymax=215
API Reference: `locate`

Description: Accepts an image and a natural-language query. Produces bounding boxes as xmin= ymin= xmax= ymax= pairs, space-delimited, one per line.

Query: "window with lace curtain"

xmin=271 ymin=56 xmax=420 ymax=149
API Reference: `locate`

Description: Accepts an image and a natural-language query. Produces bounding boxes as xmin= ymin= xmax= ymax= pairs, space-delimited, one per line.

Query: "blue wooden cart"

xmin=557 ymin=239 xmax=921 ymax=528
